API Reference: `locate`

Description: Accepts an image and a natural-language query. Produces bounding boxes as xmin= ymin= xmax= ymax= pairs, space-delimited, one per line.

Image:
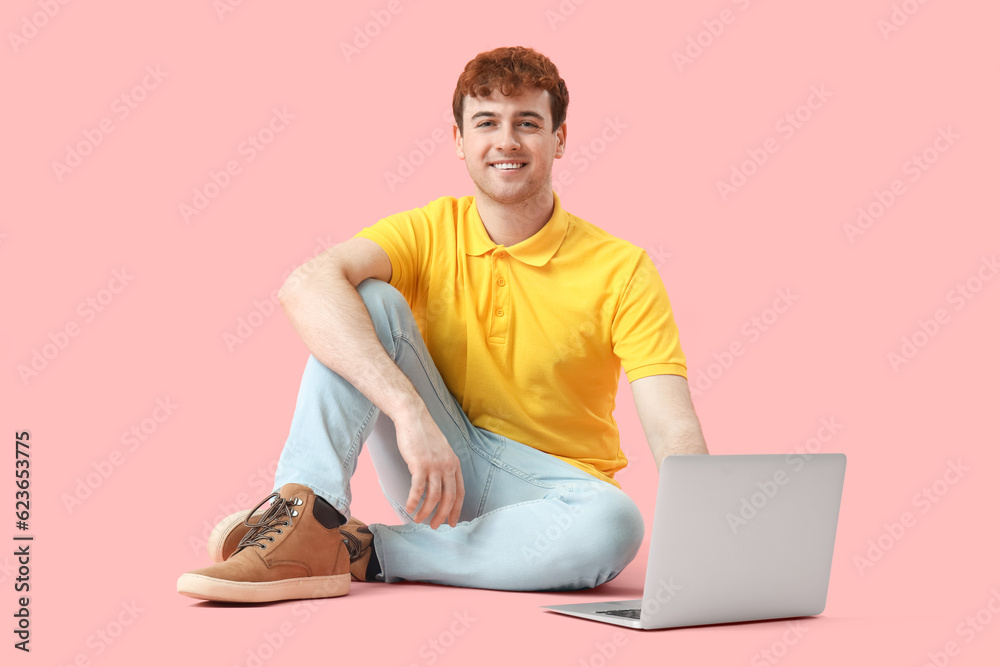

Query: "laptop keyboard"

xmin=595 ymin=608 xmax=641 ymax=619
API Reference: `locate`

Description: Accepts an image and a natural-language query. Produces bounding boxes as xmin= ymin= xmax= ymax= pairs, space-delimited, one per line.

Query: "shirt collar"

xmin=464 ymin=191 xmax=570 ymax=266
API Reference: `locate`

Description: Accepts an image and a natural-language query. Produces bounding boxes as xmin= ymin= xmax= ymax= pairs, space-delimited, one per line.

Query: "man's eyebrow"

xmin=469 ymin=110 xmax=546 ymax=122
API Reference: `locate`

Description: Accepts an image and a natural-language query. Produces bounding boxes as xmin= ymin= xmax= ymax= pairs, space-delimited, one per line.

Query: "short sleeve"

xmin=611 ymin=249 xmax=688 ymax=382
xmin=352 ymin=207 xmax=429 ymax=302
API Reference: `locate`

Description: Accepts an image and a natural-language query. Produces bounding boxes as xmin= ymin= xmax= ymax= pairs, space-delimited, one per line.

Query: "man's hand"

xmin=393 ymin=406 xmax=465 ymax=529
xmin=277 ymin=246 xmax=465 ymax=529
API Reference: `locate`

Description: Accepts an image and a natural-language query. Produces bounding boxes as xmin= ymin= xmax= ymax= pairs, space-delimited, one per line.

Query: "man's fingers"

xmin=415 ymin=473 xmax=443 ymax=524
xmin=406 ymin=474 xmax=427 ymax=515
xmin=447 ymin=470 xmax=464 ymax=528
xmin=432 ymin=473 xmax=458 ymax=530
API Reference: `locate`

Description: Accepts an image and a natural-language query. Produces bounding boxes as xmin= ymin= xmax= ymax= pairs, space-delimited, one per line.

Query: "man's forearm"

xmin=277 ymin=267 xmax=422 ymax=423
xmin=651 ymin=420 xmax=709 ymax=470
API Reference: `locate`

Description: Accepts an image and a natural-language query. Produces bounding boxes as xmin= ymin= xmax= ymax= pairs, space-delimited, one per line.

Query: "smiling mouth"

xmin=489 ymin=162 xmax=527 ymax=170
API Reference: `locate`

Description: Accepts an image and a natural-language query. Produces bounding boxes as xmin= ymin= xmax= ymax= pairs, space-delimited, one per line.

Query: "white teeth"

xmin=492 ymin=163 xmax=524 ymax=170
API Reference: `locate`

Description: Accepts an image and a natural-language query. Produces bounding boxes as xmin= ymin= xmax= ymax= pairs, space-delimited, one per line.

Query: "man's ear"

xmin=453 ymin=123 xmax=465 ymax=160
xmin=554 ymin=121 xmax=567 ymax=159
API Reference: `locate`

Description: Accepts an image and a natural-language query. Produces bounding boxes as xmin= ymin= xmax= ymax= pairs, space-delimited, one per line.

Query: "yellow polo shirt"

xmin=352 ymin=191 xmax=686 ymax=487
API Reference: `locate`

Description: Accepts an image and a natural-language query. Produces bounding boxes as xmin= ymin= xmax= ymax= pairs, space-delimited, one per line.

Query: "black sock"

xmin=312 ymin=495 xmax=346 ymax=529
xmin=366 ymin=540 xmax=382 ymax=581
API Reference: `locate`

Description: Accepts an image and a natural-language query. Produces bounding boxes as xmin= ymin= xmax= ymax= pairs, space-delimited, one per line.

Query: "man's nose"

xmin=495 ymin=125 xmax=520 ymax=151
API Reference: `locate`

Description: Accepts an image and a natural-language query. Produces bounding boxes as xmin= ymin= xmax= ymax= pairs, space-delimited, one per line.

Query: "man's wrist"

xmin=383 ymin=389 xmax=428 ymax=425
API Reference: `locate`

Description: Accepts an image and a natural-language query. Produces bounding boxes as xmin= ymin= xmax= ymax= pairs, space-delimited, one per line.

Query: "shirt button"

xmin=495 ymin=308 xmax=504 ymax=317
xmin=497 ymin=278 xmax=505 ymax=286
xmin=496 ymin=250 xmax=505 ymax=258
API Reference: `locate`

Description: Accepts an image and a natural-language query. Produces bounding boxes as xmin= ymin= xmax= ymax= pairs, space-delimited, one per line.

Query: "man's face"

xmin=454 ymin=87 xmax=567 ymax=206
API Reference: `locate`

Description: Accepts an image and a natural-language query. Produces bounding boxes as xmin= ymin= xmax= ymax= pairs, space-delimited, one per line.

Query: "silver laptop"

xmin=542 ymin=453 xmax=846 ymax=629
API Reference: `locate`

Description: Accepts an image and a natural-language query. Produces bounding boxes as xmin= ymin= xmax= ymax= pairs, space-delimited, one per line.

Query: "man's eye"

xmin=477 ymin=121 xmax=494 ymax=128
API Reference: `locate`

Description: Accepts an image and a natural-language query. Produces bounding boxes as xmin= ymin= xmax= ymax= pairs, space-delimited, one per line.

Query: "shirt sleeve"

xmin=611 ymin=249 xmax=688 ymax=382
xmin=351 ymin=206 xmax=430 ymax=303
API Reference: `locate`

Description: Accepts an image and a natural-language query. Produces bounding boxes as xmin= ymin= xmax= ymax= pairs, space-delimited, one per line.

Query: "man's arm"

xmin=277 ymin=237 xmax=464 ymax=529
xmin=630 ymin=374 xmax=709 ymax=470
xmin=278 ymin=237 xmax=411 ymax=419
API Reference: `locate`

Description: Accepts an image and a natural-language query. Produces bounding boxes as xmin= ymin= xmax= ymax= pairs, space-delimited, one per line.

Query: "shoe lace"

xmin=235 ymin=491 xmax=298 ymax=553
xmin=340 ymin=529 xmax=362 ymax=560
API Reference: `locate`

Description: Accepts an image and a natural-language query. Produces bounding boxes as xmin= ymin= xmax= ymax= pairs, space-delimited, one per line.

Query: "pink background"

xmin=3 ymin=1 xmax=998 ymax=665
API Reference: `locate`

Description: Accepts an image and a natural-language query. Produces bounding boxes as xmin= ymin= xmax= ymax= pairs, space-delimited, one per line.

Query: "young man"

xmin=177 ymin=46 xmax=708 ymax=603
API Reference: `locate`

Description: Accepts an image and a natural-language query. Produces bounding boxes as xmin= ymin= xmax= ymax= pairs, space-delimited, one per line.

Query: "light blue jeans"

xmin=273 ymin=278 xmax=644 ymax=591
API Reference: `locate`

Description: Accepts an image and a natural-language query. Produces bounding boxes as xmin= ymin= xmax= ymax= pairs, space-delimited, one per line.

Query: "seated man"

xmin=177 ymin=46 xmax=708 ymax=603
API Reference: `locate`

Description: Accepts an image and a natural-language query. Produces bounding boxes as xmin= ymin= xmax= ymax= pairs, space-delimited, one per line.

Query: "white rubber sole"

xmin=177 ymin=572 xmax=350 ymax=603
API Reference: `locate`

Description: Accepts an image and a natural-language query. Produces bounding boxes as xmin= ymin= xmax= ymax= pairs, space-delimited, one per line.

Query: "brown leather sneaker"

xmin=207 ymin=505 xmax=378 ymax=582
xmin=340 ymin=517 xmax=377 ymax=582
xmin=177 ymin=484 xmax=351 ymax=602
xmin=206 ymin=508 xmax=266 ymax=563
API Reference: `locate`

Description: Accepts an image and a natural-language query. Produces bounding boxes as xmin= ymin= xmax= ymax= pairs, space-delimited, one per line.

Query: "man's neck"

xmin=474 ymin=188 xmax=555 ymax=247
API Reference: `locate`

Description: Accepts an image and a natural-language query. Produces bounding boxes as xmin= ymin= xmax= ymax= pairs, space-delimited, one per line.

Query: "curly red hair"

xmin=452 ymin=46 xmax=569 ymax=134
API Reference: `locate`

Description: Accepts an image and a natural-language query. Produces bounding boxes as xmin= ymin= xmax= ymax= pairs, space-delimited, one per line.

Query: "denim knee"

xmin=356 ymin=278 xmax=409 ymax=314
xmin=355 ymin=278 xmax=412 ymax=351
xmin=587 ymin=488 xmax=645 ymax=583
xmin=529 ymin=485 xmax=645 ymax=590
